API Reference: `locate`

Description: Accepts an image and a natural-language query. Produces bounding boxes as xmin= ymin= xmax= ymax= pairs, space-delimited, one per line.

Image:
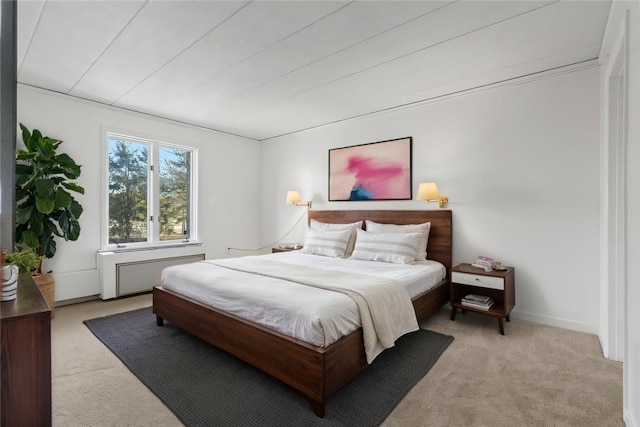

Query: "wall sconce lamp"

xmin=417 ymin=182 xmax=448 ymax=208
xmin=286 ymin=190 xmax=312 ymax=209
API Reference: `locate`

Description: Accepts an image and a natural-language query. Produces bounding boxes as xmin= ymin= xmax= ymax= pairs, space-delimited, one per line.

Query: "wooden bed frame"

xmin=153 ymin=209 xmax=452 ymax=417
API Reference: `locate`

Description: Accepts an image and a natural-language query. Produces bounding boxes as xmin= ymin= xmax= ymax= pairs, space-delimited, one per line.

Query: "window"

xmin=103 ymin=131 xmax=197 ymax=249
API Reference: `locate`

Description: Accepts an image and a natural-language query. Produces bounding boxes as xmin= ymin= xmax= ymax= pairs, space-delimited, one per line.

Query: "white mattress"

xmin=161 ymin=252 xmax=445 ymax=347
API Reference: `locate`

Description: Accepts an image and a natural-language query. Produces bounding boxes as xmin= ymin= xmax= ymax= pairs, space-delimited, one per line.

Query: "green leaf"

xmin=56 ymin=153 xmax=79 ymax=169
xmin=61 ymin=181 xmax=85 ymax=195
xmin=58 ymin=210 xmax=70 ymax=233
xmin=26 ymin=129 xmax=42 ymax=152
xmin=54 ymin=189 xmax=72 ymax=209
xmin=56 ymin=152 xmax=74 ymax=165
xmin=16 ymin=223 xmax=27 ymax=242
xmin=20 ymin=123 xmax=31 ymax=146
xmin=63 ymin=168 xmax=81 ymax=180
xmin=31 ymin=128 xmax=42 ymax=141
xmin=35 ymin=194 xmax=55 ymax=214
xmin=69 ymin=199 xmax=83 ymax=219
xmin=42 ymin=237 xmax=56 ymax=259
xmin=21 ymin=229 xmax=40 ymax=249
xmin=15 ymin=204 xmax=33 ymax=225
xmin=37 ymin=137 xmax=55 ymax=159
xmin=50 ymin=138 xmax=62 ymax=151
xmin=15 ymin=163 xmax=33 ymax=175
xmin=16 ymin=151 xmax=36 ymax=160
xmin=35 ymin=178 xmax=55 ymax=197
xmin=34 ymin=159 xmax=56 ymax=174
xmin=42 ymin=217 xmax=61 ymax=237
xmin=15 ymin=189 xmax=24 ymax=202
xmin=29 ymin=214 xmax=44 ymax=235
xmin=67 ymin=220 xmax=81 ymax=241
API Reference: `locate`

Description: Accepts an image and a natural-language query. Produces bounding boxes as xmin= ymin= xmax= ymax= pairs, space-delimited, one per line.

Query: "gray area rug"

xmin=84 ymin=307 xmax=453 ymax=427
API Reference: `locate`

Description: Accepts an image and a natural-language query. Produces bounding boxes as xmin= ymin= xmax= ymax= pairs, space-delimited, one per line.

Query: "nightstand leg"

xmin=498 ymin=318 xmax=505 ymax=335
xmin=450 ymin=307 xmax=457 ymax=321
xmin=506 ymin=314 xmax=511 ymax=322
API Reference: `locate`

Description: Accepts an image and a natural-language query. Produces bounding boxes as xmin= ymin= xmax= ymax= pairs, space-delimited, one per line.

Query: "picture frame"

xmin=328 ymin=137 xmax=412 ymax=201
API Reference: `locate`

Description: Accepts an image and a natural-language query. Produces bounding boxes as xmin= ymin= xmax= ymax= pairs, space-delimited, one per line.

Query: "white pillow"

xmin=301 ymin=228 xmax=353 ymax=258
xmin=365 ymin=220 xmax=431 ymax=262
xmin=309 ymin=219 xmax=363 ymax=257
xmin=350 ymin=229 xmax=420 ymax=264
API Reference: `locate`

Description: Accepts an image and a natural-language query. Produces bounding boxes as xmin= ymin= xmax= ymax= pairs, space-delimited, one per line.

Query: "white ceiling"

xmin=17 ymin=0 xmax=611 ymax=141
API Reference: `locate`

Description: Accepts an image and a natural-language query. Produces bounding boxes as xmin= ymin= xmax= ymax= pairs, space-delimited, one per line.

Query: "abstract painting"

xmin=329 ymin=137 xmax=412 ymax=201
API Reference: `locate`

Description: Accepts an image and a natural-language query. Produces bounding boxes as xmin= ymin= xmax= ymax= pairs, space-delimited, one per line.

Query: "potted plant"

xmin=14 ymin=123 xmax=85 ymax=315
xmin=5 ymin=248 xmax=42 ymax=275
xmin=2 ymin=248 xmax=42 ymax=303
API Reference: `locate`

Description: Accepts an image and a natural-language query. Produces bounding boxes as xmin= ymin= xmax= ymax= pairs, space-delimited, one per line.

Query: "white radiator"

xmin=97 ymin=245 xmax=205 ymax=299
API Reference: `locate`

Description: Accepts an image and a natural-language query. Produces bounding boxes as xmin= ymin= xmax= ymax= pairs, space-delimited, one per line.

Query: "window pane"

xmin=108 ymin=138 xmax=148 ymax=244
xmin=159 ymin=146 xmax=190 ymax=241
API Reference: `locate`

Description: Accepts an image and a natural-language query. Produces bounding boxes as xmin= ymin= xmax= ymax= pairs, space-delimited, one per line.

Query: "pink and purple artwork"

xmin=329 ymin=137 xmax=412 ymax=201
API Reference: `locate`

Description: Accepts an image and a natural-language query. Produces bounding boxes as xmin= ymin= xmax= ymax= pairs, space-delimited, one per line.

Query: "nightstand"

xmin=450 ymin=263 xmax=515 ymax=335
xmin=272 ymin=246 xmax=302 ymax=253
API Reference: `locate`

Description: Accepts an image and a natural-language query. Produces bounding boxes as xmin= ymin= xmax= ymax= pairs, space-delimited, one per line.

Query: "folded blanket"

xmin=206 ymin=257 xmax=419 ymax=363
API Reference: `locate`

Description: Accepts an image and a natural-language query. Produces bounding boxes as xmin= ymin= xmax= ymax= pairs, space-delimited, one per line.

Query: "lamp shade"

xmin=417 ymin=182 xmax=440 ymax=201
xmin=286 ymin=190 xmax=301 ymax=204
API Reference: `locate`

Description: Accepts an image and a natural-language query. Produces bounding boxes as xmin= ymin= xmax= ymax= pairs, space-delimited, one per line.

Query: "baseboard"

xmin=509 ymin=310 xmax=598 ymax=335
xmin=55 ymin=295 xmax=100 ymax=307
xmin=440 ymin=305 xmax=598 ymax=335
xmin=625 ymin=407 xmax=638 ymax=427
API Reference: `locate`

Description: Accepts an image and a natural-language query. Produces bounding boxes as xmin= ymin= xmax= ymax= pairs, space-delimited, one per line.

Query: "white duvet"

xmin=161 ymin=252 xmax=445 ymax=362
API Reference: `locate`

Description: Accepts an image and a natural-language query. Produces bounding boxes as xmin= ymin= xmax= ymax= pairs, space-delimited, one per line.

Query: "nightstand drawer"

xmin=451 ymin=271 xmax=505 ymax=290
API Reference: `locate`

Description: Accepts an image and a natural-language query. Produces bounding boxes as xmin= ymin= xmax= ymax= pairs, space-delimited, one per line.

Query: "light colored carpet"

xmin=52 ymin=294 xmax=623 ymax=426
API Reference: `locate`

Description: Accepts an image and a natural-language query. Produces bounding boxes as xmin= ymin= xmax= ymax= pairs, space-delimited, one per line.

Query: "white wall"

xmin=17 ymin=85 xmax=261 ymax=302
xmin=260 ymin=66 xmax=601 ymax=333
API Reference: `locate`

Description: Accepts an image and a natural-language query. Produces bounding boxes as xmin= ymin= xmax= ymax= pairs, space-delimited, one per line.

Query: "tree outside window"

xmin=108 ymin=139 xmax=148 ymax=244
xmin=159 ymin=147 xmax=190 ymax=241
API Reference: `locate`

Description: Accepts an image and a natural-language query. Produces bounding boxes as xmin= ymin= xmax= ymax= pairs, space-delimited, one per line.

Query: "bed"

xmin=153 ymin=209 xmax=452 ymax=417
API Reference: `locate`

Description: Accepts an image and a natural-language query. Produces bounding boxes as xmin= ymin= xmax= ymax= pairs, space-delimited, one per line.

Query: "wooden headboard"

xmin=307 ymin=210 xmax=452 ymax=273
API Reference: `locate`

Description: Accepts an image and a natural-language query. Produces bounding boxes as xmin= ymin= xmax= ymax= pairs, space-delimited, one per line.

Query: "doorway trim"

xmin=600 ymin=10 xmax=629 ymax=363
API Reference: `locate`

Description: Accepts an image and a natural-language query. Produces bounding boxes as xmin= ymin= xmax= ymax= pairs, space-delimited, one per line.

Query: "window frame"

xmin=101 ymin=127 xmax=199 ymax=250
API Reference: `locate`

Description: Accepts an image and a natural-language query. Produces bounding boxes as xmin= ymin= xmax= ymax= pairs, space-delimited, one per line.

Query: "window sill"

xmin=99 ymin=242 xmax=203 ymax=254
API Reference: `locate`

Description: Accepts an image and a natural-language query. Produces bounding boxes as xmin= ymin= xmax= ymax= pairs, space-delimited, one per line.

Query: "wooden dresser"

xmin=1 ymin=275 xmax=52 ymax=426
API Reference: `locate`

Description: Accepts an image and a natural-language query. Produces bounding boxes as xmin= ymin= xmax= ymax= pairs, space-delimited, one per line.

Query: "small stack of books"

xmin=461 ymin=294 xmax=494 ymax=311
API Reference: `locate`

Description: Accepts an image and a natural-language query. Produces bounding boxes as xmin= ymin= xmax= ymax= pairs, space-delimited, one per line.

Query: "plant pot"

xmin=1 ymin=264 xmax=18 ymax=302
xmin=32 ymin=272 xmax=55 ymax=318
